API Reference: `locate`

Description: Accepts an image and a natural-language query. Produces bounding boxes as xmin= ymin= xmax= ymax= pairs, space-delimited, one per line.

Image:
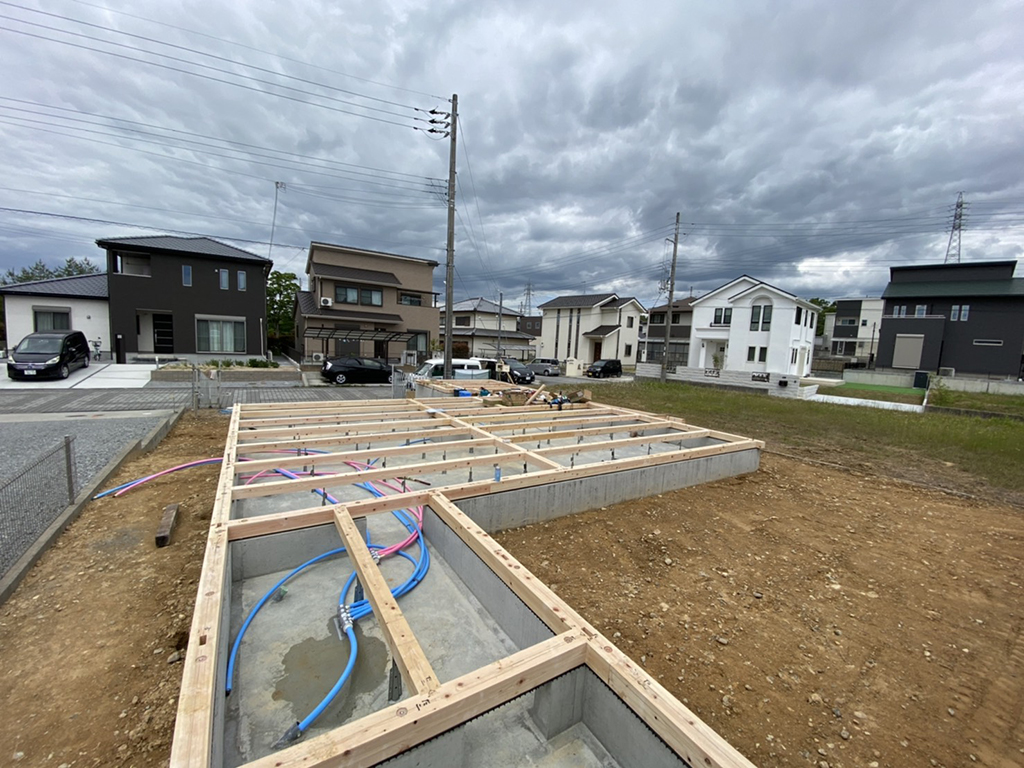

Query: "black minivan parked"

xmin=585 ymin=359 xmax=623 ymax=378
xmin=6 ymin=330 xmax=91 ymax=380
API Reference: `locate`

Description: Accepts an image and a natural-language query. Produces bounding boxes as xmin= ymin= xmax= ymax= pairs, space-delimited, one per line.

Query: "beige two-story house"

xmin=295 ymin=242 xmax=439 ymax=363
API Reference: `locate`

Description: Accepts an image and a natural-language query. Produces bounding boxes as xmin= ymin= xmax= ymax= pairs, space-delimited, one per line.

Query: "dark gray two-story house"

xmin=96 ymin=235 xmax=272 ymax=359
xmin=876 ymin=260 xmax=1024 ymax=378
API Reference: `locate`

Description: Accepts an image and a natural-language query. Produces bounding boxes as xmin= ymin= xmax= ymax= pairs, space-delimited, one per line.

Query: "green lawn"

xmin=586 ymin=380 xmax=1024 ymax=494
xmin=928 ymin=387 xmax=1024 ymax=418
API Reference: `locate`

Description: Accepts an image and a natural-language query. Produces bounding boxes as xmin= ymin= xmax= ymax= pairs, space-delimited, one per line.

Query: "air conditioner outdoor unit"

xmin=320 ymin=297 xmax=333 ymax=307
xmin=938 ymin=367 xmax=956 ymax=377
xmin=311 ymin=352 xmax=324 ymax=362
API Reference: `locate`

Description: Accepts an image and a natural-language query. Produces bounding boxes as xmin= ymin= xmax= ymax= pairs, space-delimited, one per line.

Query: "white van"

xmin=409 ymin=357 xmax=489 ymax=381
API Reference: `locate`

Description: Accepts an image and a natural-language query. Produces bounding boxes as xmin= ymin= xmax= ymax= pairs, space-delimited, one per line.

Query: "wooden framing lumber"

xmin=333 ymin=508 xmax=438 ymax=696
xmin=230 ymin=450 xmax=550 ymax=501
xmin=236 ymin=425 xmax=473 ymax=454
xmin=236 ymin=416 xmax=453 ymax=442
xmin=155 ymin=502 xmax=180 ymax=547
xmin=244 ymin=632 xmax=590 ymax=768
xmin=235 ymin=436 xmax=501 ymax=475
xmin=171 ymin=399 xmax=765 ymax=768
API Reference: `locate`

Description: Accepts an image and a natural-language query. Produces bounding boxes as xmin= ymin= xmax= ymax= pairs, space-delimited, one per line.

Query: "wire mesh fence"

xmin=0 ymin=436 xmax=78 ymax=578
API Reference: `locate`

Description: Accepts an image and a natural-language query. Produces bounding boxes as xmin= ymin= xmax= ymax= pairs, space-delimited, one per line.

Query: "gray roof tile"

xmin=311 ymin=263 xmax=402 ymax=286
xmin=0 ymin=273 xmax=108 ymax=298
xmin=96 ymin=235 xmax=269 ymax=263
xmin=537 ymin=293 xmax=617 ymax=309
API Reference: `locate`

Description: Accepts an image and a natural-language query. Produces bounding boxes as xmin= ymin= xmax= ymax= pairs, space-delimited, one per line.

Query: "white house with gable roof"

xmin=689 ymin=276 xmax=817 ymax=377
xmin=536 ymin=293 xmax=646 ymax=365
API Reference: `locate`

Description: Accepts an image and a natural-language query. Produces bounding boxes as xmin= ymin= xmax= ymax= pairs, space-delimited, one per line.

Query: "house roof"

xmin=692 ymin=275 xmax=815 ymax=309
xmin=605 ymin=296 xmax=645 ymax=310
xmin=0 ymin=272 xmax=108 ymax=299
xmin=441 ymin=297 xmax=523 ymax=316
xmin=583 ymin=325 xmax=620 ymax=338
xmin=537 ymin=293 xmax=617 ymax=309
xmin=96 ymin=235 xmax=269 ymax=264
xmin=648 ymin=297 xmax=697 ymax=313
xmin=311 ymin=263 xmax=402 ymax=286
xmin=447 ymin=328 xmax=535 ymax=340
xmin=882 ymin=279 xmax=1024 ymax=299
xmin=295 ymin=290 xmax=404 ymax=324
xmin=306 ymin=241 xmax=440 ymax=275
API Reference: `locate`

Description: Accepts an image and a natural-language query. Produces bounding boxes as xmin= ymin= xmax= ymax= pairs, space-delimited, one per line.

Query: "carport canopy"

xmin=303 ymin=328 xmax=418 ymax=344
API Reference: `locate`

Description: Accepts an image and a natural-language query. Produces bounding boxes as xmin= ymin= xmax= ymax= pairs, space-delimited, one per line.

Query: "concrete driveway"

xmin=1 ymin=363 xmax=157 ymax=390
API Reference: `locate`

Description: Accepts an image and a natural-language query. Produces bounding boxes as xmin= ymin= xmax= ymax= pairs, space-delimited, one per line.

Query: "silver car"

xmin=526 ymin=358 xmax=561 ymax=376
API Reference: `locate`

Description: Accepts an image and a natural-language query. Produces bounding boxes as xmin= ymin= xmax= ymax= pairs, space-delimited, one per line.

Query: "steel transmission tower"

xmin=944 ymin=192 xmax=966 ymax=264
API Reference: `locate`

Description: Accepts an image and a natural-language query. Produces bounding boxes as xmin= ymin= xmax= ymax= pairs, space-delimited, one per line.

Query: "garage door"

xmin=892 ymin=334 xmax=924 ymax=369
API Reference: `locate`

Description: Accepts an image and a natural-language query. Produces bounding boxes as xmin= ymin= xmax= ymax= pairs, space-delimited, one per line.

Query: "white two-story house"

xmin=536 ymin=293 xmax=646 ymax=365
xmin=689 ymin=276 xmax=817 ymax=377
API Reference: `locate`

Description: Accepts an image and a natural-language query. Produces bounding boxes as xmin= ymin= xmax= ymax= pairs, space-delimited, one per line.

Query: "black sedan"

xmin=320 ymin=356 xmax=393 ymax=385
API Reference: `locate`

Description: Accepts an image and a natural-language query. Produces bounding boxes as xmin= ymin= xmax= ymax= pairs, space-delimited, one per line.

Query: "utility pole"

xmin=944 ymin=191 xmax=965 ymax=264
xmin=496 ymin=291 xmax=503 ymax=359
xmin=268 ymin=181 xmax=285 ymax=260
xmin=660 ymin=212 xmax=681 ymax=384
xmin=442 ymin=94 xmax=458 ymax=379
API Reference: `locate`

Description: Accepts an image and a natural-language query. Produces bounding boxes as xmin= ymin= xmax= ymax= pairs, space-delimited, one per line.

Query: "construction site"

xmin=2 ymin=382 xmax=1022 ymax=768
xmin=167 ymin=384 xmax=763 ymax=767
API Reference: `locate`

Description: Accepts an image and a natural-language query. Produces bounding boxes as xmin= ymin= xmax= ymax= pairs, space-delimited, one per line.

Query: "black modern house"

xmin=96 ymin=236 xmax=272 ymax=359
xmin=876 ymin=260 xmax=1024 ymax=378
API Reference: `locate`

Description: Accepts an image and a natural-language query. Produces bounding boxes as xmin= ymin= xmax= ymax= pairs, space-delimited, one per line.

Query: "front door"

xmin=374 ymin=339 xmax=387 ymax=360
xmin=153 ymin=314 xmax=174 ymax=354
xmin=593 ymin=342 xmax=602 ymax=361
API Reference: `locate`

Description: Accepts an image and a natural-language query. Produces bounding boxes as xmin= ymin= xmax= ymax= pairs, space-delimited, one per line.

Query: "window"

xmin=747 ymin=346 xmax=756 ymax=362
xmin=758 ymin=347 xmax=767 ymax=363
xmin=237 ymin=270 xmax=247 ymax=291
xmin=650 ymin=313 xmax=665 ymax=324
xmin=791 ymin=348 xmax=798 ymax=365
xmin=795 ymin=307 xmax=802 ymax=325
xmin=627 ymin=316 xmax=635 ymax=328
xmin=671 ymin=312 xmax=681 ymax=324
xmin=624 ymin=344 xmax=632 ymax=357
xmin=713 ymin=307 xmax=732 ymax=325
xmin=861 ymin=319 xmax=867 ymax=326
xmin=898 ymin=306 xmax=907 ymax=317
xmin=960 ymin=305 xmax=970 ymax=321
xmin=951 ymin=305 xmax=960 ymax=321
xmin=182 ymin=265 xmax=192 ymax=287
xmin=454 ymin=316 xmax=471 ymax=327
xmin=197 ymin=318 xmax=245 ymax=353
xmin=760 ymin=305 xmax=772 ymax=331
xmin=837 ymin=318 xmax=857 ymax=326
xmin=218 ymin=269 xmax=229 ymax=290
xmin=336 ymin=286 xmax=359 ymax=304
xmin=360 ymin=288 xmax=383 ymax=306
xmin=973 ymin=339 xmax=1003 ymax=346
xmin=915 ymin=305 xmax=927 ymax=317
xmin=33 ymin=309 xmax=70 ymax=331
xmin=750 ymin=306 xmax=761 ymax=331
xmin=400 ymin=293 xmax=422 ymax=306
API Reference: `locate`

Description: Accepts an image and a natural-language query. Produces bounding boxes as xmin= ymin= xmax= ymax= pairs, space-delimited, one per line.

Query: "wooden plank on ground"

xmin=333 ymin=508 xmax=438 ymax=696
xmin=155 ymin=502 xmax=180 ymax=547
xmin=244 ymin=631 xmax=589 ymax=768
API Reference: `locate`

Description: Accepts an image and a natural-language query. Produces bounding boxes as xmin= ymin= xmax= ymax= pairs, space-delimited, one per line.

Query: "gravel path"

xmin=0 ymin=414 xmax=169 ymax=577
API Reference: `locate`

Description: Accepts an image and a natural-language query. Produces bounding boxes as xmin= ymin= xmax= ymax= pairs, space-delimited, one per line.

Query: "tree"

xmin=1 ymin=256 xmax=100 ymax=286
xmin=1 ymin=256 xmax=100 ymax=346
xmin=808 ymin=297 xmax=836 ymax=336
xmin=266 ymin=270 xmax=300 ymax=351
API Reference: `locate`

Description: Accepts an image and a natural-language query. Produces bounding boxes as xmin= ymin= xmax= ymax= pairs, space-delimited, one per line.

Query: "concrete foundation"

xmin=178 ymin=398 xmax=762 ymax=768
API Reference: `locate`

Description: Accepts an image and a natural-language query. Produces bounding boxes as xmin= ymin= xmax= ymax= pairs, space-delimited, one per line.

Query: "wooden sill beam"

xmin=333 ymin=508 xmax=438 ymax=696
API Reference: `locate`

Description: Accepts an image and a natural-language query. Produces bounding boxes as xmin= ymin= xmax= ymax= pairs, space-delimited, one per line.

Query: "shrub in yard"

xmin=929 ymin=376 xmax=952 ymax=407
xmin=246 ymin=358 xmax=280 ymax=368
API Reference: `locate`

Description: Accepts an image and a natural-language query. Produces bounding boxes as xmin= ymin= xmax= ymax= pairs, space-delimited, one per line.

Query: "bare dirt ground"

xmin=499 ymin=453 xmax=1024 ymax=768
xmin=0 ymin=411 xmax=227 ymax=768
xmin=0 ymin=411 xmax=1021 ymax=768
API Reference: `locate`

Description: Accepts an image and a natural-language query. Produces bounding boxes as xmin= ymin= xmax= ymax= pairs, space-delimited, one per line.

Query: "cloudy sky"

xmin=2 ymin=0 xmax=1022 ymax=310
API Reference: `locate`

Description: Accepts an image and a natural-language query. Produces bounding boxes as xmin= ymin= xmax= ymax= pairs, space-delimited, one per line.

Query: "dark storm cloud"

xmin=1 ymin=0 xmax=1022 ymax=312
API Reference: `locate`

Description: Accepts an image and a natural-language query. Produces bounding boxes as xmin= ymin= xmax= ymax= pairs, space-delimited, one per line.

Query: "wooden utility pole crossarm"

xmin=333 ymin=508 xmax=439 ymax=696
